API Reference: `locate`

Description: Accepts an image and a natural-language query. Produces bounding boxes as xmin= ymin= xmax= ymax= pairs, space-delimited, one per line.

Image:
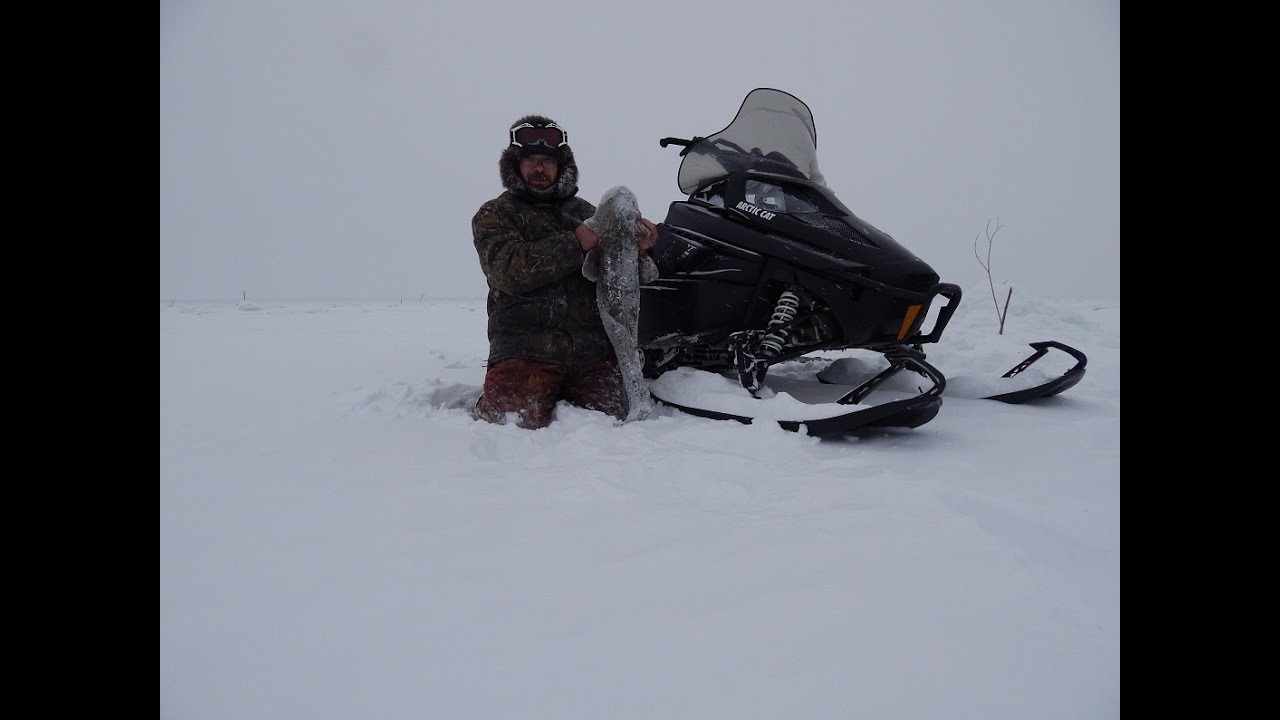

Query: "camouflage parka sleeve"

xmin=472 ymin=192 xmax=614 ymax=366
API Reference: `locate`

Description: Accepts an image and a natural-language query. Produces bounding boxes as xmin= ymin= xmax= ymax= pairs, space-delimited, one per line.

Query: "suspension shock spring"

xmin=758 ymin=290 xmax=800 ymax=356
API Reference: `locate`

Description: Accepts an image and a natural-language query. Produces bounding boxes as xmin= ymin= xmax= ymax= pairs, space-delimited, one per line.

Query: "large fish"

xmin=582 ymin=185 xmax=660 ymax=422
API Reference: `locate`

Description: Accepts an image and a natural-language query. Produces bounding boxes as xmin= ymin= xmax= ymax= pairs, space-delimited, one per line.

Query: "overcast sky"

xmin=160 ymin=0 xmax=1119 ymax=302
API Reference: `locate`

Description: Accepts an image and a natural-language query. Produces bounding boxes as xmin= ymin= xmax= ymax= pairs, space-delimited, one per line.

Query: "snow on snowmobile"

xmin=637 ymin=88 xmax=1086 ymax=436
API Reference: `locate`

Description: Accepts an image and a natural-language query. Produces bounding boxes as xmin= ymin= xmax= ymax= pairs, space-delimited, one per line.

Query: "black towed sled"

xmin=638 ymin=88 xmax=1086 ymax=436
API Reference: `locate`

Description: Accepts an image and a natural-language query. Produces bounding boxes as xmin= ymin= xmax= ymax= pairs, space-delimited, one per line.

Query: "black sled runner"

xmin=637 ymin=88 xmax=1087 ymax=436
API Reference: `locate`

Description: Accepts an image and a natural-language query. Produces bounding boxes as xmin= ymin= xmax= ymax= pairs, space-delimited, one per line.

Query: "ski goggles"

xmin=510 ymin=122 xmax=568 ymax=149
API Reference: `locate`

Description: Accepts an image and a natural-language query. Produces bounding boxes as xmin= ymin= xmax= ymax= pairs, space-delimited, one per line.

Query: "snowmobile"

xmin=637 ymin=88 xmax=1086 ymax=436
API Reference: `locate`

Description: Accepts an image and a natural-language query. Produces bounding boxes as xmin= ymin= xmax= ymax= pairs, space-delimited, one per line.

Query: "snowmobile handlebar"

xmin=660 ymin=136 xmax=705 ymax=157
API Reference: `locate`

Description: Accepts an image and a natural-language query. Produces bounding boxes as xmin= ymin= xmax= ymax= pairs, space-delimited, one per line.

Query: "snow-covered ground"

xmin=160 ymin=286 xmax=1119 ymax=719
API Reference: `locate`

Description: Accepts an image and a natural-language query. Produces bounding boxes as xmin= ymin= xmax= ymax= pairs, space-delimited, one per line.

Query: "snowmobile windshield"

xmin=677 ymin=88 xmax=825 ymax=195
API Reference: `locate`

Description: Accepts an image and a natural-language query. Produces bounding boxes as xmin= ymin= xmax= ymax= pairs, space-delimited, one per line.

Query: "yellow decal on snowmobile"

xmin=897 ymin=305 xmax=922 ymax=340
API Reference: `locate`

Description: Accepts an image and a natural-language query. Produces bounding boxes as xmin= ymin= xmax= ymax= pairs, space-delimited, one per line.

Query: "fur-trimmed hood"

xmin=500 ymin=114 xmax=580 ymax=202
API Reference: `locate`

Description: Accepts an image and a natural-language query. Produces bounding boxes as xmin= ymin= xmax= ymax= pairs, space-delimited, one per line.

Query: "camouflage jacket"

xmin=472 ymin=191 xmax=612 ymax=366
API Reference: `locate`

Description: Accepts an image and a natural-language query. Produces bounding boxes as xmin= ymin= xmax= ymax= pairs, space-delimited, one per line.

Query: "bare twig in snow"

xmin=973 ymin=217 xmax=1011 ymax=334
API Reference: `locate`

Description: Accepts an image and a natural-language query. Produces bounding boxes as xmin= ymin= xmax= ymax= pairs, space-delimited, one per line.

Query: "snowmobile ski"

xmin=649 ymin=347 xmax=946 ymax=436
xmin=982 ymin=340 xmax=1087 ymax=404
